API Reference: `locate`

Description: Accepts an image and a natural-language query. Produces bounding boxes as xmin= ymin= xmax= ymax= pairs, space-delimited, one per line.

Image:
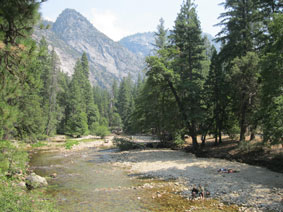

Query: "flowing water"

xmin=30 ymin=148 xmax=164 ymax=212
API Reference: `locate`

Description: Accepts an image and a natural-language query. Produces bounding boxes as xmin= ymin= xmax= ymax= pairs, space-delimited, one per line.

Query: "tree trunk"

xmin=201 ymin=134 xmax=206 ymax=147
xmin=239 ymin=100 xmax=248 ymax=142
xmin=240 ymin=123 xmax=247 ymax=142
xmin=191 ymin=134 xmax=198 ymax=149
xmin=218 ymin=129 xmax=222 ymax=144
xmin=250 ymin=132 xmax=255 ymax=141
xmin=214 ymin=133 xmax=218 ymax=145
xmin=249 ymin=124 xmax=257 ymax=141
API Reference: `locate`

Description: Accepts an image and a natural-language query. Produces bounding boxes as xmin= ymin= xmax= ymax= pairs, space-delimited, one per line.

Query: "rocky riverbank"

xmin=30 ymin=136 xmax=283 ymax=211
xmin=106 ymin=149 xmax=283 ymax=212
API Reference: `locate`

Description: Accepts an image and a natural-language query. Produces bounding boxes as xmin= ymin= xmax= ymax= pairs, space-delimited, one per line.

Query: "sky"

xmin=40 ymin=0 xmax=225 ymax=41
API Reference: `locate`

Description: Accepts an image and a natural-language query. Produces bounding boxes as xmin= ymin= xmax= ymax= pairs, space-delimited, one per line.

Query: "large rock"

xmin=25 ymin=173 xmax=48 ymax=189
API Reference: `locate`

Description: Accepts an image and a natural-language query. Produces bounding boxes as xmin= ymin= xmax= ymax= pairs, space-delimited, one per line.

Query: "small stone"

xmin=17 ymin=181 xmax=26 ymax=188
xmin=50 ymin=173 xmax=57 ymax=178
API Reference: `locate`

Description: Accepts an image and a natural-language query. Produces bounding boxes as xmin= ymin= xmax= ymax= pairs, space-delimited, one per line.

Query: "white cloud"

xmin=43 ymin=16 xmax=55 ymax=22
xmin=89 ymin=8 xmax=132 ymax=41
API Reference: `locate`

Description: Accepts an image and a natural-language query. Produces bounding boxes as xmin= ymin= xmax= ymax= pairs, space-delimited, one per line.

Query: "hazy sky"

xmin=40 ymin=0 xmax=225 ymax=41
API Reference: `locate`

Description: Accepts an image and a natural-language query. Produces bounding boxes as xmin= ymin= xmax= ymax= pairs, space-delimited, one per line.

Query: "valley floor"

xmin=33 ymin=136 xmax=283 ymax=211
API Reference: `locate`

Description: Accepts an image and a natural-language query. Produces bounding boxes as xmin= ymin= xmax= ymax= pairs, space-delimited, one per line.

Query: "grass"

xmin=64 ymin=138 xmax=105 ymax=150
xmin=31 ymin=141 xmax=49 ymax=148
xmin=0 ymin=179 xmax=58 ymax=212
xmin=65 ymin=140 xmax=79 ymax=149
xmin=0 ymin=140 xmax=59 ymax=212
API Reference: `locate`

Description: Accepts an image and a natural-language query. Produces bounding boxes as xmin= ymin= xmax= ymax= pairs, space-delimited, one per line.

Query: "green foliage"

xmin=91 ymin=123 xmax=110 ymax=138
xmin=262 ymin=95 xmax=283 ymax=144
xmin=111 ymin=112 xmax=122 ymax=128
xmin=65 ymin=140 xmax=79 ymax=150
xmin=64 ymin=60 xmax=89 ymax=136
xmin=117 ymin=76 xmax=134 ymax=127
xmin=31 ymin=141 xmax=48 ymax=148
xmin=0 ymin=141 xmax=28 ymax=177
xmin=173 ymin=132 xmax=185 ymax=148
xmin=0 ymin=0 xmax=281 ymax=150
xmin=154 ymin=18 xmax=168 ymax=50
xmin=230 ymin=52 xmax=260 ymax=141
xmin=0 ymin=0 xmax=44 ymax=141
xmin=216 ymin=0 xmax=260 ymax=61
xmin=0 ymin=177 xmax=58 ymax=212
xmin=260 ymin=14 xmax=283 ymax=144
xmin=114 ymin=137 xmax=144 ymax=151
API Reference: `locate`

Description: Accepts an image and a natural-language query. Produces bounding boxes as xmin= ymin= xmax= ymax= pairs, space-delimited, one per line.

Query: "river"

xmin=30 ymin=148 xmax=171 ymax=212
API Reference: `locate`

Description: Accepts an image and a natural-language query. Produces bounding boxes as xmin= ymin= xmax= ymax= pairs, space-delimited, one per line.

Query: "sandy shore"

xmin=107 ymin=149 xmax=283 ymax=212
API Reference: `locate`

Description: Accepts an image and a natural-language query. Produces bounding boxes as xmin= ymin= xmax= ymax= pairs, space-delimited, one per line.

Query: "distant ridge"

xmin=33 ymin=9 xmax=145 ymax=88
xmin=119 ymin=32 xmax=221 ymax=57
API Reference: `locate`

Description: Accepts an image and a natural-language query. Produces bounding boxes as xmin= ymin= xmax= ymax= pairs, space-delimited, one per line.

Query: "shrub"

xmin=94 ymin=125 xmax=110 ymax=138
xmin=114 ymin=137 xmax=144 ymax=151
xmin=0 ymin=141 xmax=28 ymax=177
xmin=173 ymin=133 xmax=185 ymax=148
xmin=65 ymin=140 xmax=79 ymax=149
xmin=31 ymin=141 xmax=48 ymax=148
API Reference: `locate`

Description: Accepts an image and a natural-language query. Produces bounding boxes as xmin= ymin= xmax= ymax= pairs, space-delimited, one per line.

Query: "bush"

xmin=65 ymin=140 xmax=79 ymax=150
xmin=114 ymin=137 xmax=144 ymax=151
xmin=95 ymin=125 xmax=110 ymax=138
xmin=0 ymin=141 xmax=28 ymax=177
xmin=173 ymin=133 xmax=185 ymax=148
xmin=91 ymin=123 xmax=110 ymax=138
xmin=31 ymin=141 xmax=48 ymax=148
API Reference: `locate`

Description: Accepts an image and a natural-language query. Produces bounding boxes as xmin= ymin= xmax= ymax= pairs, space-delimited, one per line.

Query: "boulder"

xmin=25 ymin=173 xmax=48 ymax=189
xmin=17 ymin=181 xmax=27 ymax=189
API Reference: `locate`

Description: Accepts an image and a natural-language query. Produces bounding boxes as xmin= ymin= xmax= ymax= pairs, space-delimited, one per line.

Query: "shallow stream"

xmin=30 ymin=148 xmax=165 ymax=212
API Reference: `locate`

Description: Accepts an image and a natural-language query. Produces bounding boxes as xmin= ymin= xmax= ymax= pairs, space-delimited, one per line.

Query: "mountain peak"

xmin=53 ymin=8 xmax=97 ymax=41
xmin=59 ymin=8 xmax=84 ymax=18
xmin=34 ymin=9 xmax=145 ymax=88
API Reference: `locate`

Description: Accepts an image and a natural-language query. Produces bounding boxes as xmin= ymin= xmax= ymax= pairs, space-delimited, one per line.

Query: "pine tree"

xmin=0 ymin=0 xmax=44 ymax=140
xmin=204 ymin=48 xmax=226 ymax=144
xmin=117 ymin=77 xmax=132 ymax=128
xmin=14 ymin=45 xmax=46 ymax=141
xmin=109 ymin=80 xmax=122 ymax=128
xmin=56 ymin=71 xmax=70 ymax=134
xmin=230 ymin=52 xmax=260 ymax=141
xmin=216 ymin=0 xmax=262 ymax=141
xmin=64 ymin=60 xmax=88 ymax=136
xmin=216 ymin=0 xmax=260 ymax=61
xmin=80 ymin=53 xmax=100 ymax=129
xmin=260 ymin=14 xmax=283 ymax=144
xmin=154 ymin=18 xmax=168 ymax=50
xmin=0 ymin=0 xmax=43 ymax=87
xmin=170 ymin=0 xmax=207 ymax=148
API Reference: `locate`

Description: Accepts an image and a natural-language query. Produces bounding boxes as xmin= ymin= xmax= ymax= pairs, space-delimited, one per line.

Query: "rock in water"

xmin=26 ymin=173 xmax=48 ymax=189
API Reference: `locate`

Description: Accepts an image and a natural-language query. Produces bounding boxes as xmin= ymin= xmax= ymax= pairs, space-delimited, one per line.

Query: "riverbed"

xmin=29 ymin=140 xmax=283 ymax=212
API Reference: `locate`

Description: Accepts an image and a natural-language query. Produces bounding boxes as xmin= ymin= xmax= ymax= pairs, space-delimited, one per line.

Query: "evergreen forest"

xmin=0 ymin=0 xmax=282 ymax=147
xmin=0 ymin=0 xmax=282 ymax=211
